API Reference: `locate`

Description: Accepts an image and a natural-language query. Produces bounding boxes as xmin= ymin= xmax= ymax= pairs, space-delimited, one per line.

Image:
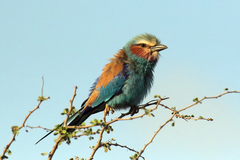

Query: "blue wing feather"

xmin=90 ymin=64 xmax=129 ymax=107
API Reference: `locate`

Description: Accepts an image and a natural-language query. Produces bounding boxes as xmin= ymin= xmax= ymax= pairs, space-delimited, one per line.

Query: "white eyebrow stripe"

xmin=137 ymin=40 xmax=156 ymax=46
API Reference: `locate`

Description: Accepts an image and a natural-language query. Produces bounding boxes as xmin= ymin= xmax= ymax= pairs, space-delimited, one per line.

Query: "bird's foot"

xmin=129 ymin=106 xmax=139 ymax=116
xmin=104 ymin=104 xmax=114 ymax=116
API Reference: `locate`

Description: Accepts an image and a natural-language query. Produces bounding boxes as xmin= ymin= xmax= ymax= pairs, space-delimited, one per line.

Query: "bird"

xmin=36 ymin=33 xmax=167 ymax=144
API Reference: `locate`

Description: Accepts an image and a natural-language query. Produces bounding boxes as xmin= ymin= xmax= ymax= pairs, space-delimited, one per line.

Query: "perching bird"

xmin=36 ymin=33 xmax=167 ymax=144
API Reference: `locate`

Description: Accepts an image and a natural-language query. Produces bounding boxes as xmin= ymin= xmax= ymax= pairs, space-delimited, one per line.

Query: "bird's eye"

xmin=140 ymin=43 xmax=146 ymax=48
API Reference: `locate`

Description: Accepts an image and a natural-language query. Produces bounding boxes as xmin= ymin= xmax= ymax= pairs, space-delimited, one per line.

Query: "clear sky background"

xmin=1 ymin=1 xmax=240 ymax=160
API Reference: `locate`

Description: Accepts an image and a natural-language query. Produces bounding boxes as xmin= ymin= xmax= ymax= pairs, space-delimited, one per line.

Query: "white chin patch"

xmin=148 ymin=52 xmax=159 ymax=61
xmin=148 ymin=55 xmax=158 ymax=62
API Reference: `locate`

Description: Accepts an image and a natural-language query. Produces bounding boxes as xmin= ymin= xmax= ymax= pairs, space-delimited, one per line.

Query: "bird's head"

xmin=124 ymin=33 xmax=167 ymax=63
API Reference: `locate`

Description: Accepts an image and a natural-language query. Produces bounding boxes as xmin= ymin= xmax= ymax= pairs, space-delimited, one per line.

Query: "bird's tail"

xmin=35 ymin=102 xmax=105 ymax=144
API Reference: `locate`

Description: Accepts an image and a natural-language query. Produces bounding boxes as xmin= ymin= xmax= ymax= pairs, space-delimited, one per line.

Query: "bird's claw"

xmin=104 ymin=104 xmax=114 ymax=116
xmin=129 ymin=106 xmax=139 ymax=116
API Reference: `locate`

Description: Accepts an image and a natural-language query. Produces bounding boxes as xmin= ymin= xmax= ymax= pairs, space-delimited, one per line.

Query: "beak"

xmin=151 ymin=44 xmax=168 ymax=52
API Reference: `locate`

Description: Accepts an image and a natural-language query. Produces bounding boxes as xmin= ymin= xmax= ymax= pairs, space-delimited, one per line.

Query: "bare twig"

xmin=64 ymin=86 xmax=78 ymax=126
xmin=73 ymin=129 xmax=101 ymax=138
xmin=174 ymin=114 xmax=213 ymax=121
xmin=88 ymin=111 xmax=108 ymax=160
xmin=0 ymin=135 xmax=15 ymax=160
xmin=136 ymin=90 xmax=240 ymax=159
xmin=178 ymin=90 xmax=240 ymax=112
xmin=19 ymin=99 xmax=50 ymax=130
xmin=48 ymin=86 xmax=77 ymax=160
xmin=137 ymin=113 xmax=175 ymax=159
xmin=66 ymin=124 xmax=95 ymax=130
xmin=26 ymin=125 xmax=52 ymax=131
xmin=1 ymin=78 xmax=49 ymax=160
xmin=108 ymin=143 xmax=138 ymax=153
xmin=159 ymin=103 xmax=175 ymax=112
xmin=48 ymin=134 xmax=61 ymax=160
xmin=108 ymin=143 xmax=145 ymax=160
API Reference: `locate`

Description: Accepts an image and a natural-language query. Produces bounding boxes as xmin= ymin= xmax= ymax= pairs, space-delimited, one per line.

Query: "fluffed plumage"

xmin=36 ymin=33 xmax=167 ymax=144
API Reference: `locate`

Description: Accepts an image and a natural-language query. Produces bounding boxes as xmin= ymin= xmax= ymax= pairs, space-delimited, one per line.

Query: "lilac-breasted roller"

xmin=36 ymin=33 xmax=167 ymax=144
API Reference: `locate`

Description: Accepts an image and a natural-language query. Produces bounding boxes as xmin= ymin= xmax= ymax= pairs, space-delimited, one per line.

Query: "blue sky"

xmin=1 ymin=1 xmax=240 ymax=160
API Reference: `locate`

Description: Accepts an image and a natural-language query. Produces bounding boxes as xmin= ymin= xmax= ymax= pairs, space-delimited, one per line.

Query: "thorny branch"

xmin=135 ymin=90 xmax=240 ymax=159
xmin=73 ymin=129 xmax=101 ymax=138
xmin=48 ymin=134 xmax=61 ymax=160
xmin=0 ymin=77 xmax=49 ymax=160
xmin=26 ymin=125 xmax=52 ymax=132
xmin=48 ymin=86 xmax=77 ymax=160
xmin=47 ymin=90 xmax=240 ymax=159
xmin=88 ymin=110 xmax=108 ymax=160
xmin=118 ymin=97 xmax=169 ymax=119
xmin=178 ymin=90 xmax=240 ymax=112
xmin=2 ymin=88 xmax=239 ymax=160
xmin=108 ymin=143 xmax=140 ymax=154
xmin=108 ymin=143 xmax=145 ymax=160
xmin=66 ymin=97 xmax=169 ymax=131
xmin=136 ymin=113 xmax=175 ymax=159
xmin=64 ymin=86 xmax=78 ymax=126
